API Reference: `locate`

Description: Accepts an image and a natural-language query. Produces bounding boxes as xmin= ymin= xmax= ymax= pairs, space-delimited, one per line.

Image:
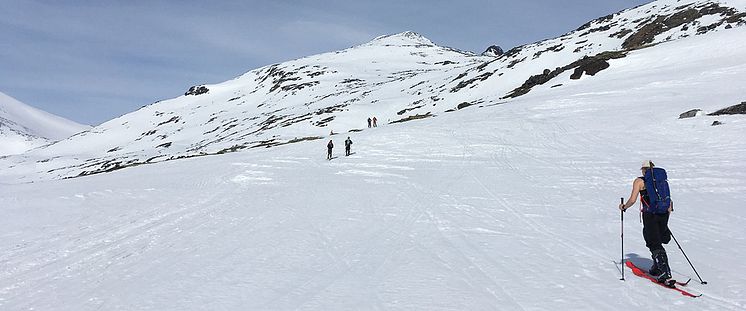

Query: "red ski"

xmin=625 ymin=261 xmax=701 ymax=298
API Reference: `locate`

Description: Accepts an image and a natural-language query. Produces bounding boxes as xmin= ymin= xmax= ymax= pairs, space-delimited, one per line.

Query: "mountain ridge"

xmin=1 ymin=0 xmax=744 ymax=181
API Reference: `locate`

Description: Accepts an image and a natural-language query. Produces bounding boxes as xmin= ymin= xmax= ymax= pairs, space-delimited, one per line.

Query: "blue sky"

xmin=1 ymin=0 xmax=650 ymax=125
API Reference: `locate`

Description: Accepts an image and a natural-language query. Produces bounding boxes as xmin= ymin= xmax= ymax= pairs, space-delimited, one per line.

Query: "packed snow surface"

xmin=1 ymin=24 xmax=746 ymax=309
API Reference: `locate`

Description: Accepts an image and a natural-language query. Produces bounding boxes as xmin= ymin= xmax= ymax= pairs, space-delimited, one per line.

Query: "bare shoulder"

xmin=633 ymin=177 xmax=645 ymax=187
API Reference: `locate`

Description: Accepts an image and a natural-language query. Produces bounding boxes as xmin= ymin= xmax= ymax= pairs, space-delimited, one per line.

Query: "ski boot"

xmin=652 ymin=249 xmax=675 ymax=288
xmin=648 ymin=256 xmax=662 ymax=277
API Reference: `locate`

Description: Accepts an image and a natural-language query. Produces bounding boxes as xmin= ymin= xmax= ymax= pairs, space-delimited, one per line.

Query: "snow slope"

xmin=1 ymin=23 xmax=746 ymax=311
xmin=0 ymin=91 xmax=90 ymax=156
xmin=1 ymin=0 xmax=744 ymax=182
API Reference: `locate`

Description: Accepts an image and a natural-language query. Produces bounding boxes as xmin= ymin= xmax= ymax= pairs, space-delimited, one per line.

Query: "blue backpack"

xmin=642 ymin=167 xmax=672 ymax=214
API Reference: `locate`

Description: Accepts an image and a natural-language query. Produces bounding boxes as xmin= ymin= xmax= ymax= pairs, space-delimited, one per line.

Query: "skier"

xmin=372 ymin=116 xmax=378 ymax=127
xmin=344 ymin=137 xmax=353 ymax=156
xmin=619 ymin=160 xmax=674 ymax=286
xmin=326 ymin=140 xmax=334 ymax=160
xmin=367 ymin=117 xmax=372 ymax=128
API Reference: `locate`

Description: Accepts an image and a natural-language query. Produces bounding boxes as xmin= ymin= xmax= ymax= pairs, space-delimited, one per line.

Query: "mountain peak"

xmin=366 ymin=31 xmax=435 ymax=47
xmin=482 ymin=45 xmax=504 ymax=57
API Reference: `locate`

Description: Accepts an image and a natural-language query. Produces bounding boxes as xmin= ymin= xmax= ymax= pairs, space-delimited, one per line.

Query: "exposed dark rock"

xmin=314 ymin=116 xmax=335 ymax=127
xmin=665 ymin=8 xmax=701 ymax=28
xmin=507 ymin=57 xmax=526 ymax=69
xmin=623 ymin=3 xmax=743 ymax=50
xmin=482 ymin=45 xmax=504 ymax=57
xmin=250 ymin=139 xmax=282 ymax=149
xmin=256 ymin=115 xmax=286 ymax=132
xmin=551 ymin=84 xmax=563 ymax=88
xmin=185 ymin=85 xmax=209 ymax=96
xmin=505 ymin=51 xmax=626 ymax=98
xmin=286 ymin=136 xmax=323 ymax=144
xmin=397 ymin=105 xmax=424 ymax=115
xmin=570 ymin=58 xmax=610 ymax=79
xmin=390 ymin=112 xmax=432 ymax=124
xmin=712 ymin=120 xmax=723 ymax=126
xmin=435 ymin=60 xmax=457 ymax=65
xmin=505 ymin=68 xmax=560 ymax=98
xmin=308 ymin=71 xmax=325 ymax=78
xmin=533 ymin=44 xmax=565 ymax=59
xmin=579 ymin=24 xmax=612 ymax=37
xmin=450 ymin=72 xmax=494 ymax=93
xmin=451 ymin=72 xmax=468 ymax=82
xmin=203 ymin=126 xmax=220 ymax=135
xmin=622 ymin=16 xmax=667 ymax=49
xmin=218 ymin=144 xmax=249 ymax=154
xmin=315 ymin=104 xmax=347 ymax=115
xmin=699 ymin=3 xmax=738 ymax=17
xmin=156 ymin=142 xmax=172 ymax=148
xmin=679 ymin=109 xmax=702 ymax=119
xmin=610 ymin=29 xmax=633 ymax=38
xmin=279 ymin=113 xmax=313 ymax=128
xmin=576 ymin=13 xmax=616 ymax=31
xmin=457 ymin=102 xmax=474 ymax=110
xmin=476 ymin=59 xmax=497 ymax=71
xmin=267 ymin=68 xmax=302 ymax=92
xmin=280 ymin=81 xmax=319 ymax=92
xmin=697 ymin=22 xmax=723 ymax=34
xmin=502 ymin=46 xmax=523 ymax=58
xmin=725 ymin=12 xmax=746 ymax=24
xmin=708 ymin=102 xmax=746 ymax=115
xmin=156 ymin=116 xmax=181 ymax=127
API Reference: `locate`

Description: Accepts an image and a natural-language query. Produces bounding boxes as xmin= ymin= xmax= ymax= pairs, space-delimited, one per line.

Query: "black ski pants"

xmin=642 ymin=212 xmax=671 ymax=253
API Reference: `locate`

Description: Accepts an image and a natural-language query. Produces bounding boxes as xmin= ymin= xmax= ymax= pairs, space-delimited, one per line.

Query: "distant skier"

xmin=367 ymin=117 xmax=372 ymax=128
xmin=372 ymin=116 xmax=378 ymax=127
xmin=619 ymin=160 xmax=675 ymax=286
xmin=327 ymin=140 xmax=334 ymax=160
xmin=344 ymin=137 xmax=353 ymax=156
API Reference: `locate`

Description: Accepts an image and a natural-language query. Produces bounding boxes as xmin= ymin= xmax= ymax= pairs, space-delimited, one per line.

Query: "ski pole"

xmin=619 ymin=198 xmax=624 ymax=281
xmin=670 ymin=230 xmax=707 ymax=284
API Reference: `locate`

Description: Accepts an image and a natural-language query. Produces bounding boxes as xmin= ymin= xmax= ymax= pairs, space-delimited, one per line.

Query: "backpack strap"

xmin=648 ymin=164 xmax=664 ymax=202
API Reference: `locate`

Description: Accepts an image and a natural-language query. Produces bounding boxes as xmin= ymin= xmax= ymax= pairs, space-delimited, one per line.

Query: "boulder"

xmin=570 ymin=58 xmax=610 ymax=79
xmin=185 ymin=85 xmax=209 ymax=96
xmin=679 ymin=109 xmax=701 ymax=119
